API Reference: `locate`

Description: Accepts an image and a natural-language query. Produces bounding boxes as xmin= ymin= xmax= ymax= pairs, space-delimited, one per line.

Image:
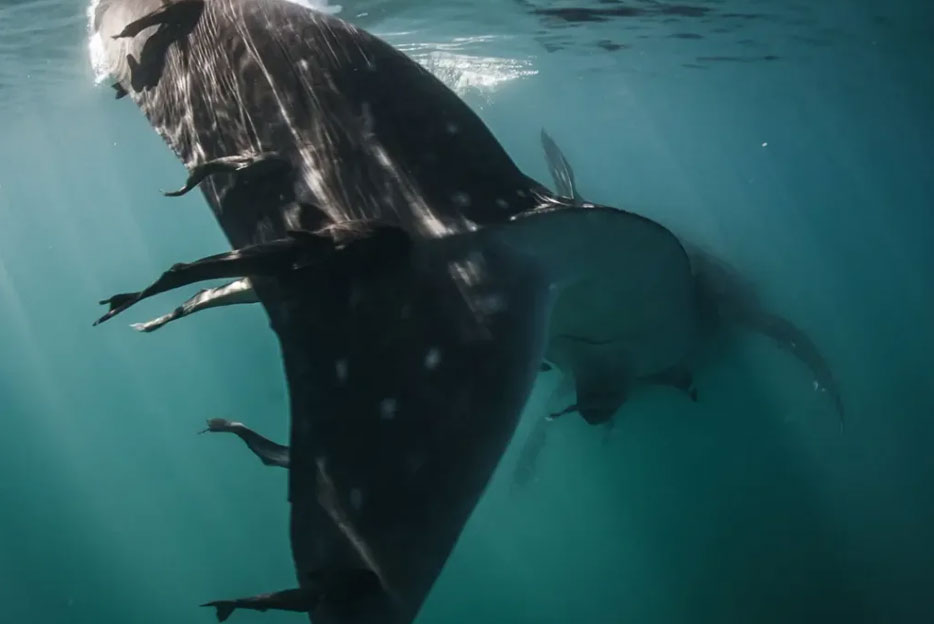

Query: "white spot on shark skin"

xmin=451 ymin=192 xmax=471 ymax=208
xmin=476 ymin=293 xmax=506 ymax=314
xmin=424 ymin=347 xmax=442 ymax=370
xmin=336 ymin=359 xmax=349 ymax=382
xmin=516 ymin=189 xmax=527 ymax=198
xmin=495 ymin=198 xmax=509 ymax=209
xmin=446 ymin=122 xmax=459 ymax=134
xmin=380 ymin=398 xmax=398 ymax=420
xmin=350 ymin=488 xmax=364 ymax=510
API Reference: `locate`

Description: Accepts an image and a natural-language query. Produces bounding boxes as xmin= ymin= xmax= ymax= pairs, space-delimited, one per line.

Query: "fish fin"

xmin=163 ymin=153 xmax=289 ymax=197
xmin=111 ymin=82 xmax=128 ymax=99
xmin=112 ymin=0 xmax=204 ymax=39
xmin=129 ymin=307 xmax=183 ymax=333
xmin=94 ymin=224 xmax=410 ymax=326
xmin=540 ymin=128 xmax=582 ymax=203
xmin=94 ymin=238 xmax=303 ymax=326
xmin=162 ymin=152 xmax=289 ymax=197
xmin=203 ymin=601 xmax=236 ymax=622
xmin=200 ymin=418 xmax=290 ymax=468
xmin=547 ymin=403 xmax=579 ymax=420
xmin=200 ymin=588 xmax=310 ymax=622
xmin=131 ymin=279 xmax=258 ymax=333
xmin=201 ymin=570 xmax=381 ymax=621
xmin=574 ymin=374 xmax=627 ymax=426
xmin=735 ymin=309 xmax=846 ymax=431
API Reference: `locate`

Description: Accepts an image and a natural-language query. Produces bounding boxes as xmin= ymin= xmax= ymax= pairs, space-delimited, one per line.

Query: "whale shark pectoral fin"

xmin=163 ymin=153 xmax=290 ymax=197
xmin=540 ymin=128 xmax=582 ymax=203
xmin=131 ymin=278 xmax=258 ymax=333
xmin=573 ymin=375 xmax=628 ymax=426
xmin=200 ymin=418 xmax=290 ymax=468
xmin=112 ymin=0 xmax=205 ymax=39
xmin=734 ymin=309 xmax=846 ymax=431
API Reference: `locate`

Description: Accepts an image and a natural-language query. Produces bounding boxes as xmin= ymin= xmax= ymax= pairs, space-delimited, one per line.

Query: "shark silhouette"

xmin=510 ymin=130 xmax=846 ymax=492
xmin=89 ymin=1 xmax=702 ymax=622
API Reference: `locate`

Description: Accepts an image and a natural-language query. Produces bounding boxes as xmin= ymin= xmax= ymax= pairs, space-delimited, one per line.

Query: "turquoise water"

xmin=1 ymin=1 xmax=932 ymax=622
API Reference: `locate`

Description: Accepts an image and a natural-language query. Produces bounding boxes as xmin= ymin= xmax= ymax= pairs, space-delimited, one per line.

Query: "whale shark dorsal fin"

xmin=540 ymin=128 xmax=583 ymax=204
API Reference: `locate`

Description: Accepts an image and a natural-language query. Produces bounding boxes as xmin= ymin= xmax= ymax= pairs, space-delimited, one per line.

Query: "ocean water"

xmin=0 ymin=1 xmax=932 ymax=623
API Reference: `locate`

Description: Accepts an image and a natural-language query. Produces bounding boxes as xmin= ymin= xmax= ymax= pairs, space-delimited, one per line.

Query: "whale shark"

xmin=510 ymin=129 xmax=846 ymax=491
xmin=89 ymin=1 xmax=701 ymax=622
xmin=539 ymin=128 xmax=845 ymax=423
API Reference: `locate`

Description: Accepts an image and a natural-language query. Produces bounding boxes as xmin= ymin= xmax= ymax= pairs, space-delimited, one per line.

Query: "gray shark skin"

xmin=89 ymin=1 xmax=698 ymax=623
xmin=514 ymin=129 xmax=846 ymax=492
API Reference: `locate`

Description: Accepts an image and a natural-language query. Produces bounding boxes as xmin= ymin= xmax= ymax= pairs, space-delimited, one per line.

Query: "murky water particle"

xmin=761 ymin=141 xmax=768 ymax=147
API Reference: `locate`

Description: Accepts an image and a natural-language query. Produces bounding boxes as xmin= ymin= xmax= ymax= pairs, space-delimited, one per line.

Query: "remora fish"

xmin=512 ymin=130 xmax=846 ymax=492
xmin=89 ymin=1 xmax=699 ymax=622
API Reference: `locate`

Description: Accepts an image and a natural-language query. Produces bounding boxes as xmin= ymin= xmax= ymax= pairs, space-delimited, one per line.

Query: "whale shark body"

xmin=89 ymin=1 xmax=702 ymax=622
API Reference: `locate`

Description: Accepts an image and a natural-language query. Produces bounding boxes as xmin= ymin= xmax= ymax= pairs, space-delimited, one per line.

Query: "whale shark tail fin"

xmin=740 ymin=310 xmax=846 ymax=431
xmin=690 ymin=248 xmax=845 ymax=430
xmin=540 ymin=128 xmax=583 ymax=203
